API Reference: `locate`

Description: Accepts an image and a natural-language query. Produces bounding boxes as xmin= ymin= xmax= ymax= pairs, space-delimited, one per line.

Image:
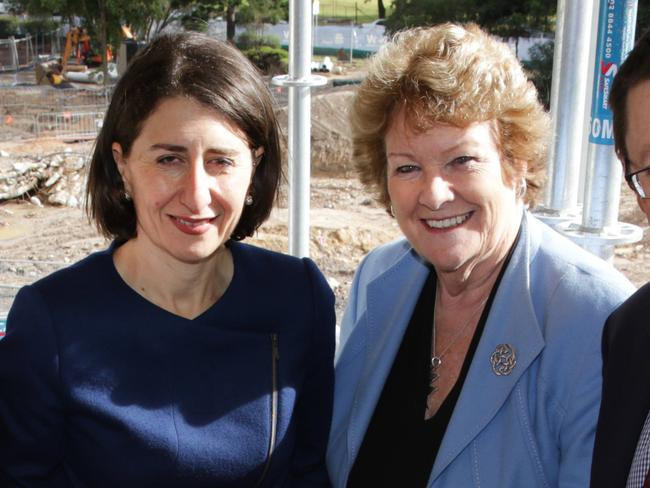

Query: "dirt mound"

xmin=276 ymin=87 xmax=356 ymax=174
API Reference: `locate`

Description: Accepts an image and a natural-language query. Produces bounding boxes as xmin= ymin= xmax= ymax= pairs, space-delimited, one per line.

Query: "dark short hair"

xmin=86 ymin=32 xmax=282 ymax=241
xmin=610 ymin=28 xmax=650 ymax=175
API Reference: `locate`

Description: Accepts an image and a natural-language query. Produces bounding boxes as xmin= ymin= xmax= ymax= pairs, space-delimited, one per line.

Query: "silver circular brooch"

xmin=490 ymin=343 xmax=517 ymax=376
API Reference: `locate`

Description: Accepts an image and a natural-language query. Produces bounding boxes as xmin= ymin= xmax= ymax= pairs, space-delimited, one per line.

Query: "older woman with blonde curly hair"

xmin=327 ymin=23 xmax=634 ymax=487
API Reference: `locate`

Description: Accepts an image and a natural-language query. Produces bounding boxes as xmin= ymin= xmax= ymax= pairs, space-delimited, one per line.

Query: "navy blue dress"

xmin=0 ymin=241 xmax=336 ymax=487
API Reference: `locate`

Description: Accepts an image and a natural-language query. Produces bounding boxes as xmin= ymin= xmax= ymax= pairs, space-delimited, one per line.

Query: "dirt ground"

xmin=0 ymin=83 xmax=649 ymax=320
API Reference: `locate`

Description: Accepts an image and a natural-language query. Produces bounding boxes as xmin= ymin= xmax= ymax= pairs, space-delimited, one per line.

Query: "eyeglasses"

xmin=625 ymin=164 xmax=650 ymax=199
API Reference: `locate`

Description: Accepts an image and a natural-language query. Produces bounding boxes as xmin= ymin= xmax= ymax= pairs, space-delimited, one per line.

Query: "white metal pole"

xmin=272 ymin=0 xmax=327 ymax=257
xmin=10 ymin=37 xmax=18 ymax=86
xmin=350 ymin=22 xmax=354 ymax=62
xmin=540 ymin=0 xmax=594 ymax=219
xmin=558 ymin=0 xmax=641 ymax=260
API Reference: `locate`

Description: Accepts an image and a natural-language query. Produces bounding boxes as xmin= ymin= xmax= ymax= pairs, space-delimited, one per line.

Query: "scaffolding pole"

xmin=272 ymin=0 xmax=326 ymax=257
xmin=558 ymin=0 xmax=641 ymax=261
xmin=537 ymin=0 xmax=595 ymax=226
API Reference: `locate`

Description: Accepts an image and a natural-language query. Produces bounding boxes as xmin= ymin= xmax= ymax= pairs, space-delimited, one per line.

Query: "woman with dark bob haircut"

xmin=0 ymin=32 xmax=335 ymax=487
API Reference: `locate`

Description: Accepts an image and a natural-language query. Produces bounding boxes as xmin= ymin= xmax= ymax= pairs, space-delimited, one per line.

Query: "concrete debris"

xmin=48 ymin=191 xmax=69 ymax=206
xmin=67 ymin=195 xmax=79 ymax=208
xmin=44 ymin=173 xmax=61 ymax=187
xmin=12 ymin=162 xmax=37 ymax=175
xmin=0 ymin=152 xmax=88 ymax=208
xmin=29 ymin=196 xmax=43 ymax=207
xmin=66 ymin=157 xmax=85 ymax=171
xmin=0 ymin=150 xmax=9 ymax=158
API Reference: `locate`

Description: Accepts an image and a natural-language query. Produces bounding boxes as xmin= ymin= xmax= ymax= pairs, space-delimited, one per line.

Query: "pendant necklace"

xmin=429 ymin=291 xmax=489 ymax=395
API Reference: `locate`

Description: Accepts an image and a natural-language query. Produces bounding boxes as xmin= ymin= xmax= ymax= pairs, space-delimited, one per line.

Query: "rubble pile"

xmin=0 ymin=151 xmax=87 ymax=208
xmin=276 ymin=87 xmax=355 ymax=174
xmin=0 ymin=86 xmax=359 ymax=210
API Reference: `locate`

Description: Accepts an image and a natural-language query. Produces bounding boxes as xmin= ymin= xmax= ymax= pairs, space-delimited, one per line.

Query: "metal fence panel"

xmin=0 ymin=113 xmax=38 ymax=140
xmin=36 ymin=111 xmax=104 ymax=140
xmin=0 ymin=36 xmax=34 ymax=72
xmin=0 ymin=86 xmax=110 ymax=111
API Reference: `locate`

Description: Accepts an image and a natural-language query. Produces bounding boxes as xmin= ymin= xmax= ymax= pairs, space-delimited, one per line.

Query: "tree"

xmin=378 ymin=0 xmax=386 ymax=19
xmin=172 ymin=0 xmax=243 ymax=43
xmin=384 ymin=0 xmax=555 ymax=39
xmin=13 ymin=0 xmax=287 ymax=57
xmin=363 ymin=0 xmax=385 ymax=20
xmin=524 ymin=39 xmax=553 ymax=109
xmin=238 ymin=0 xmax=287 ymax=28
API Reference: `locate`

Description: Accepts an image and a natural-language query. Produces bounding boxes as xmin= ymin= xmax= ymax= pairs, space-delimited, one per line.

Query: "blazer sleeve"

xmin=557 ymin=318 xmax=604 ymax=486
xmin=551 ymin=272 xmax=631 ymax=487
xmin=0 ymin=286 xmax=70 ymax=487
xmin=289 ymin=257 xmax=336 ymax=486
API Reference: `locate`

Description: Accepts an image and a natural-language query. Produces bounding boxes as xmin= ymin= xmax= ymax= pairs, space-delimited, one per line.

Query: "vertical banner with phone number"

xmin=589 ymin=0 xmax=637 ymax=145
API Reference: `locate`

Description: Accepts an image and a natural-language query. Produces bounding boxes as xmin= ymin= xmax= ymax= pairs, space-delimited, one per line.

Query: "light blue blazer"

xmin=327 ymin=212 xmax=635 ymax=487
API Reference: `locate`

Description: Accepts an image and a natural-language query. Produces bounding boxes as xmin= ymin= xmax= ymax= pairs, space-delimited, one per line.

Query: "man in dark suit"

xmin=591 ymin=29 xmax=650 ymax=488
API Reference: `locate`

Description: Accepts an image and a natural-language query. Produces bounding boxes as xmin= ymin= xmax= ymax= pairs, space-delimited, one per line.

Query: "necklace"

xmin=429 ymin=291 xmax=489 ymax=395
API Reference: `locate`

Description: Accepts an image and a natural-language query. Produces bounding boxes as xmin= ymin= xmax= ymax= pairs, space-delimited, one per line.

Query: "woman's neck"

xmin=436 ymin=215 xmax=520 ymax=303
xmin=112 ymin=238 xmax=233 ymax=320
xmin=436 ymin=261 xmax=502 ymax=311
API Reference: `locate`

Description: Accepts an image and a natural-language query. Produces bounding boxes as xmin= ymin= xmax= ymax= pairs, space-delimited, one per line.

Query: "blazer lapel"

xmin=346 ymin=247 xmax=430 ymax=465
xmin=430 ymin=214 xmax=546 ymax=482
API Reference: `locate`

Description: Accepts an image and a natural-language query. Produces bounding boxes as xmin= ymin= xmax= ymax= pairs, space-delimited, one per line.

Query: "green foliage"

xmin=236 ymin=30 xmax=280 ymax=49
xmin=238 ymin=0 xmax=287 ymax=25
xmin=114 ymin=0 xmax=176 ymax=40
xmin=385 ymin=0 xmax=555 ymax=37
xmin=10 ymin=0 xmax=288 ymax=45
xmin=0 ymin=15 xmax=19 ymax=37
xmin=186 ymin=0 xmax=226 ymax=20
xmin=523 ymin=39 xmax=553 ymax=109
xmin=243 ymin=45 xmax=287 ymax=74
xmin=9 ymin=0 xmax=66 ymax=16
xmin=180 ymin=15 xmax=210 ymax=32
xmin=0 ymin=14 xmax=60 ymax=38
xmin=318 ymin=0 xmax=392 ymax=23
xmin=21 ymin=17 xmax=60 ymax=35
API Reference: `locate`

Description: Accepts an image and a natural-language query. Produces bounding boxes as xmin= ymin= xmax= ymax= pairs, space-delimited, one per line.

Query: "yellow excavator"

xmin=35 ymin=27 xmax=89 ymax=86
xmin=61 ymin=26 xmax=92 ymax=72
xmin=37 ymin=26 xmax=125 ymax=87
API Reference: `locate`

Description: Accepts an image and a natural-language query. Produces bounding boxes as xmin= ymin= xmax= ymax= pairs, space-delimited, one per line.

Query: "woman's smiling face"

xmin=113 ymin=96 xmax=256 ymax=265
xmin=385 ymin=111 xmax=522 ymax=277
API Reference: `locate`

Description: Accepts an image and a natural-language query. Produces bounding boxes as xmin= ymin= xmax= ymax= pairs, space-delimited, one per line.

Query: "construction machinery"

xmin=37 ymin=27 xmax=117 ymax=87
xmin=61 ymin=27 xmax=92 ymax=72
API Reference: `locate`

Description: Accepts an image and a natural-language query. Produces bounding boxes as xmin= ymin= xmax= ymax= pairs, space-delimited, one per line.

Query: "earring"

xmin=389 ymin=204 xmax=395 ymax=217
xmin=123 ymin=190 xmax=132 ymax=201
xmin=245 ymin=194 xmax=253 ymax=206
